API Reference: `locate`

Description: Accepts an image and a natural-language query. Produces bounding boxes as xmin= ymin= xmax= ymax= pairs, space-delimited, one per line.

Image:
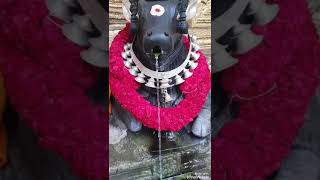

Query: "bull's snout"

xmin=143 ymin=31 xmax=173 ymax=56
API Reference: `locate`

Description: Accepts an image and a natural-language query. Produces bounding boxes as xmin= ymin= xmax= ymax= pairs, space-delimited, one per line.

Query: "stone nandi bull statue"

xmin=109 ymin=0 xmax=212 ymax=152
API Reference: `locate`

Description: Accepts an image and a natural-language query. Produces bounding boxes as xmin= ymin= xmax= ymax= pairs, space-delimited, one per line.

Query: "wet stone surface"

xmin=109 ymin=129 xmax=211 ymax=180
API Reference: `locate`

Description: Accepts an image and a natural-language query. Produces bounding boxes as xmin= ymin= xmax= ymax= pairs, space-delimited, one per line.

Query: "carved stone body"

xmin=111 ymin=0 xmax=211 ymax=141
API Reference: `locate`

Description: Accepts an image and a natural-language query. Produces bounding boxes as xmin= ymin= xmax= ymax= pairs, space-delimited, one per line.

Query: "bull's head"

xmin=123 ymin=0 xmax=198 ymax=60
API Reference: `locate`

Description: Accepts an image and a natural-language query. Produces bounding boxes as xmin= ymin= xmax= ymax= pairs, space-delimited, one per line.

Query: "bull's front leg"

xmin=191 ymin=92 xmax=211 ymax=138
xmin=109 ymin=99 xmax=142 ymax=145
xmin=111 ymin=100 xmax=142 ymax=133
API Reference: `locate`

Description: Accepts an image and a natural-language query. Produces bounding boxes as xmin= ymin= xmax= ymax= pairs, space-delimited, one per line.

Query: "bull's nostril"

xmin=147 ymin=31 xmax=152 ymax=36
xmin=152 ymin=46 xmax=162 ymax=60
xmin=164 ymin=32 xmax=169 ymax=36
xmin=152 ymin=46 xmax=162 ymax=54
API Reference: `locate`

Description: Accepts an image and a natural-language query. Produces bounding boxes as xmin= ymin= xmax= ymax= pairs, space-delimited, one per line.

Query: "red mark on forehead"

xmin=150 ymin=4 xmax=165 ymax=16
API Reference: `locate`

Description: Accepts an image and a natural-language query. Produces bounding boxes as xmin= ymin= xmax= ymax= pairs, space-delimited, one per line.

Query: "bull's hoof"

xmin=125 ymin=118 xmax=142 ymax=133
xmin=112 ymin=100 xmax=142 ymax=133
xmin=192 ymin=108 xmax=211 ymax=138
xmin=150 ymin=131 xmax=179 ymax=155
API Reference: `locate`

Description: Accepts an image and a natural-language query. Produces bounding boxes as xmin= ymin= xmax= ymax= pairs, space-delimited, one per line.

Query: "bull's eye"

xmin=150 ymin=4 xmax=165 ymax=16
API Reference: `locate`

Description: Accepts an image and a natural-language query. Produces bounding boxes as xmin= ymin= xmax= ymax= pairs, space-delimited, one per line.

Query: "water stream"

xmin=155 ymin=54 xmax=163 ymax=180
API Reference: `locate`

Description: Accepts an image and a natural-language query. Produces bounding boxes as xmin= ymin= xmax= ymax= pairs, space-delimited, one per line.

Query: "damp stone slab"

xmin=109 ymin=129 xmax=211 ymax=180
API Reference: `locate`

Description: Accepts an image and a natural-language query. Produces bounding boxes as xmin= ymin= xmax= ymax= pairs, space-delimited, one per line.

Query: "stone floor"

xmin=109 ymin=128 xmax=211 ymax=179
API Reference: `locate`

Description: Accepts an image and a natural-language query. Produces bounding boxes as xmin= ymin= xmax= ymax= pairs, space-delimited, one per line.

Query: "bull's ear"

xmin=186 ymin=0 xmax=199 ymax=20
xmin=122 ymin=0 xmax=131 ymax=22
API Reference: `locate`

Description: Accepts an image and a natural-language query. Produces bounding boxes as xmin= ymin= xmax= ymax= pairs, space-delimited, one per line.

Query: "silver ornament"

xmin=182 ymin=69 xmax=193 ymax=79
xmin=174 ymin=75 xmax=185 ymax=84
xmin=135 ymin=76 xmax=146 ymax=83
xmin=188 ymin=61 xmax=198 ymax=70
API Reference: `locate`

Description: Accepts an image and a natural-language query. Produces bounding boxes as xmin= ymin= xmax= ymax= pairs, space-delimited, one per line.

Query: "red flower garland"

xmin=110 ymin=24 xmax=211 ymax=131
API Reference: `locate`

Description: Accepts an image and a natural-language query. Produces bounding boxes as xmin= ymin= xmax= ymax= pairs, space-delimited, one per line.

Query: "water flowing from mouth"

xmin=155 ymin=52 xmax=163 ymax=180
